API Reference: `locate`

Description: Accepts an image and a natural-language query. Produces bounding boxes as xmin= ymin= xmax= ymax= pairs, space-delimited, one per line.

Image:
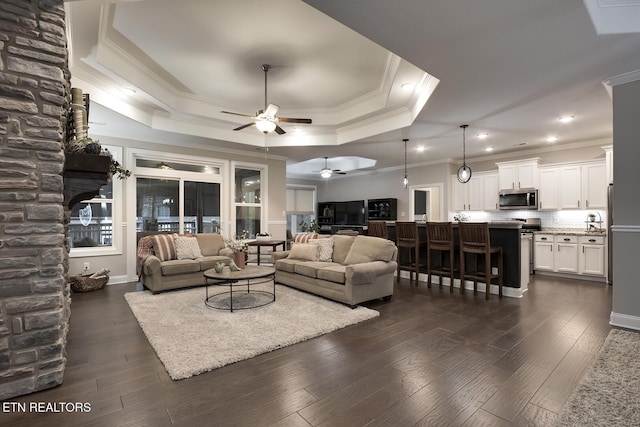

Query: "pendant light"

xmin=402 ymin=138 xmax=409 ymax=188
xmin=457 ymin=124 xmax=472 ymax=183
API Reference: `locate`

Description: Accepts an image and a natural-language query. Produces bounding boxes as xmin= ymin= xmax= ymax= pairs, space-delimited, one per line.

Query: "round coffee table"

xmin=203 ymin=265 xmax=276 ymax=312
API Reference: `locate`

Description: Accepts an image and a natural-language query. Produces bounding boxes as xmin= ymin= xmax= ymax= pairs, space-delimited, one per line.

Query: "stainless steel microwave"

xmin=498 ymin=189 xmax=538 ymax=210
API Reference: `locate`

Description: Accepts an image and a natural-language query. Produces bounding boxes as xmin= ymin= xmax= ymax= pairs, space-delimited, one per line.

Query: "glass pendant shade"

xmin=321 ymin=169 xmax=332 ymax=179
xmin=402 ymin=138 xmax=409 ymax=188
xmin=256 ymin=119 xmax=276 ymax=133
xmin=457 ymin=124 xmax=472 ymax=183
xmin=457 ymin=164 xmax=472 ymax=183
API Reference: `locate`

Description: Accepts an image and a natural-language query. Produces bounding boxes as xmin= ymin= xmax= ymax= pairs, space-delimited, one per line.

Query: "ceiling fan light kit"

xmin=457 ymin=124 xmax=472 ymax=183
xmin=319 ymin=157 xmax=347 ymax=179
xmin=221 ymin=64 xmax=312 ymax=135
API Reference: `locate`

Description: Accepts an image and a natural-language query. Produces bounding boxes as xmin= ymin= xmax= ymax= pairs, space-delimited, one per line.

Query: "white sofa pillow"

xmin=310 ymin=238 xmax=333 ymax=262
xmin=175 ymin=236 xmax=203 ymax=259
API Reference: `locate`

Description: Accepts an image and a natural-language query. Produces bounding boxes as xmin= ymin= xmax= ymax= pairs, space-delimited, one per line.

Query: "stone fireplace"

xmin=0 ymin=0 xmax=72 ymax=400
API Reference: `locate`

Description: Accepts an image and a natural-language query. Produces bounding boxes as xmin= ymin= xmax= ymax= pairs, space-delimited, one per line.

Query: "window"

xmin=69 ymin=145 xmax=123 ymax=256
xmin=286 ymin=186 xmax=316 ymax=235
xmin=234 ymin=167 xmax=262 ymax=238
xmin=135 ymin=161 xmax=222 ymax=234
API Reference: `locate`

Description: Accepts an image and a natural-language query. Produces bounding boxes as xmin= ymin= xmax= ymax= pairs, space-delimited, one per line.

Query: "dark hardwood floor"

xmin=4 ymin=275 xmax=612 ymax=426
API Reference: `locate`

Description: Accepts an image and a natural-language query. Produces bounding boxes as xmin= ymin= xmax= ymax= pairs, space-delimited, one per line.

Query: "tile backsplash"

xmin=452 ymin=209 xmax=607 ymax=230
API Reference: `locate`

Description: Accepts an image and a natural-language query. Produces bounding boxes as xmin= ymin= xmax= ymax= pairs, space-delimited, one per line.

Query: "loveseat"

xmin=137 ymin=232 xmax=234 ymax=293
xmin=273 ymin=234 xmax=397 ymax=307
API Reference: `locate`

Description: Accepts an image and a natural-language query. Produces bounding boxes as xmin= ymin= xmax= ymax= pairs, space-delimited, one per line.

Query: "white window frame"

xmin=129 ymin=149 xmax=227 ymax=235
xmin=230 ymin=161 xmax=268 ymax=238
xmin=70 ymin=144 xmax=123 ymax=258
xmin=286 ymin=184 xmax=317 ymax=235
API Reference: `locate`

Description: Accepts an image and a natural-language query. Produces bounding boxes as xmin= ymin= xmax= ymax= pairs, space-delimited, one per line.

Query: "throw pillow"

xmin=294 ymin=232 xmax=318 ymax=244
xmin=287 ymin=243 xmax=320 ymax=261
xmin=150 ymin=234 xmax=176 ymax=262
xmin=343 ymin=235 xmax=396 ymax=265
xmin=310 ymin=238 xmax=333 ymax=262
xmin=175 ymin=236 xmax=203 ymax=260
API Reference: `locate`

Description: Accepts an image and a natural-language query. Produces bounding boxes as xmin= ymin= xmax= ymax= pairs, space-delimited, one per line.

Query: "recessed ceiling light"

xmin=484 ymin=147 xmax=494 ymax=152
xmin=558 ymin=115 xmax=574 ymax=123
xmin=416 ymin=145 xmax=426 ymax=152
xmin=546 ymin=136 xmax=558 ymax=143
xmin=400 ymin=82 xmax=414 ymax=91
xmin=477 ymin=132 xmax=489 ymax=139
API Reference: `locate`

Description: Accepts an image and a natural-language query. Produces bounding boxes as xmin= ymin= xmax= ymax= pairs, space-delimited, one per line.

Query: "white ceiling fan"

xmin=316 ymin=157 xmax=347 ymax=179
xmin=221 ymin=64 xmax=312 ymax=134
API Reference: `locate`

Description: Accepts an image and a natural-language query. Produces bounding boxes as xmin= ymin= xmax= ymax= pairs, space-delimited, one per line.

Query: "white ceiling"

xmin=66 ymin=0 xmax=640 ymax=180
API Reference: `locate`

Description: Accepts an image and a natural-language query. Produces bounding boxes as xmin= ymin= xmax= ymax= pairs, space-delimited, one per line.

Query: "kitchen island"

xmin=385 ymin=221 xmax=526 ymax=298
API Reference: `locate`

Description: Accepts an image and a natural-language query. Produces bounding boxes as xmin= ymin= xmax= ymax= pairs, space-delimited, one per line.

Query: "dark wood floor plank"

xmin=0 ymin=276 xmax=612 ymax=427
xmin=481 ymin=362 xmax=551 ymax=421
xmin=529 ymin=347 xmax=596 ymax=413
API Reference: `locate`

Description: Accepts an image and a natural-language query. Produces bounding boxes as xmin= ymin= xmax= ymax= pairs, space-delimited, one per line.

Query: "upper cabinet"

xmin=496 ymin=159 xmax=539 ymax=190
xmin=451 ymin=171 xmax=499 ymax=211
xmin=538 ymin=161 xmax=606 ymax=210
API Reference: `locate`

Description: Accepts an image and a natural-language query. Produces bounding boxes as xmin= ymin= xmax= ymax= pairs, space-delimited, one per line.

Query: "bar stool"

xmin=425 ymin=222 xmax=457 ymax=292
xmin=395 ymin=221 xmax=425 ymax=283
xmin=458 ymin=222 xmax=503 ymax=299
xmin=367 ymin=221 xmax=388 ymax=239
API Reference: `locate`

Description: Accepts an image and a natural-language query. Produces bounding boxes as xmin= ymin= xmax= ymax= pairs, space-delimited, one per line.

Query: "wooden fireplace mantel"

xmin=63 ymin=152 xmax=110 ymax=209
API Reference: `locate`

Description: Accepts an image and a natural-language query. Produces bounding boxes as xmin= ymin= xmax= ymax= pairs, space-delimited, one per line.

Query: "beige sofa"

xmin=137 ymin=233 xmax=234 ymax=293
xmin=273 ymin=234 xmax=397 ymax=307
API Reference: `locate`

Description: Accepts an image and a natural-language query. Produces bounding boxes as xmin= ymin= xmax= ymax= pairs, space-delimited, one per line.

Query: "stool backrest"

xmin=367 ymin=221 xmax=388 ymax=239
xmin=458 ymin=222 xmax=490 ymax=250
xmin=426 ymin=222 xmax=453 ymax=245
xmin=396 ymin=221 xmax=418 ymax=245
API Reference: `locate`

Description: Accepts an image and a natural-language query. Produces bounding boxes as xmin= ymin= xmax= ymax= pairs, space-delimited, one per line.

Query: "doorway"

xmin=410 ymin=184 xmax=443 ymax=221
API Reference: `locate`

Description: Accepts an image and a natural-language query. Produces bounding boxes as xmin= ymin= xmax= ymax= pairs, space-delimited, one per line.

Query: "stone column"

xmin=0 ymin=0 xmax=70 ymax=400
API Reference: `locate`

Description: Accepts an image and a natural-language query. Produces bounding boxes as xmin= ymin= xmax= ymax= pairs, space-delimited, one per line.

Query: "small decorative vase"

xmin=233 ymin=251 xmax=246 ymax=269
xmin=214 ymin=262 xmax=224 ymax=273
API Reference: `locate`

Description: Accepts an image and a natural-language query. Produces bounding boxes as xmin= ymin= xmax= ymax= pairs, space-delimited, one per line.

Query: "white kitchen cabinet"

xmin=557 ymin=165 xmax=582 ymax=209
xmin=538 ymin=167 xmax=558 ymax=210
xmin=483 ymin=172 xmax=499 ymax=211
xmin=555 ymin=161 xmax=606 ymax=210
xmin=581 ymin=162 xmax=607 ymax=209
xmin=554 ymin=235 xmax=578 ymax=273
xmin=579 ymin=235 xmax=605 ymax=276
xmin=451 ymin=172 xmax=498 ymax=211
xmin=496 ymin=159 xmax=539 ymax=190
xmin=533 ymin=234 xmax=554 ymax=271
xmin=451 ymin=175 xmax=468 ymax=211
xmin=535 ymin=233 xmax=605 ymax=279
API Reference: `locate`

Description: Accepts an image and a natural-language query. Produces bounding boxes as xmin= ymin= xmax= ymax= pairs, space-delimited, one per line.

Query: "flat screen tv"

xmin=333 ymin=200 xmax=365 ymax=225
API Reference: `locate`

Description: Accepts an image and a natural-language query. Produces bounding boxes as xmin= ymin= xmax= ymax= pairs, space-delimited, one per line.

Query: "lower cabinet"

xmin=534 ymin=233 xmax=605 ymax=278
xmin=579 ymin=235 xmax=605 ymax=276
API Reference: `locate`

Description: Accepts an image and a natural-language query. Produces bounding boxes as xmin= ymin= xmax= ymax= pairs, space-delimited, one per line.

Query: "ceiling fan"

xmin=317 ymin=157 xmax=347 ymax=179
xmin=221 ymin=64 xmax=312 ymax=135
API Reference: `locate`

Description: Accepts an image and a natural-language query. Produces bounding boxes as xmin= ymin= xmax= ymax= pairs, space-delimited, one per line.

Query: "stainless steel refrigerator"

xmin=607 ymin=183 xmax=613 ymax=285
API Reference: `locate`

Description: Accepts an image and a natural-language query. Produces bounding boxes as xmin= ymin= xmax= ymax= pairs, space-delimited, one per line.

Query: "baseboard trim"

xmin=533 ymin=271 xmax=606 ymax=283
xmin=104 ymin=274 xmax=129 ymax=285
xmin=398 ymin=271 xmax=524 ymax=298
xmin=610 ymin=312 xmax=640 ymax=331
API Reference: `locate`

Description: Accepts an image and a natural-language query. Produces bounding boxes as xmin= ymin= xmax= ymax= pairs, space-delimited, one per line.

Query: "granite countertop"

xmin=535 ymin=228 xmax=607 ymax=236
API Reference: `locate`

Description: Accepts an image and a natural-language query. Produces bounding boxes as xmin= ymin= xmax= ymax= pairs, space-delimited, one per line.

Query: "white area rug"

xmin=557 ymin=328 xmax=640 ymax=426
xmin=124 ymin=284 xmax=379 ymax=380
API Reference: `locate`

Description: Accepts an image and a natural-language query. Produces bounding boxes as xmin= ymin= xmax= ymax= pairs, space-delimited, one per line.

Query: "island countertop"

xmin=384 ymin=221 xmax=525 ymax=294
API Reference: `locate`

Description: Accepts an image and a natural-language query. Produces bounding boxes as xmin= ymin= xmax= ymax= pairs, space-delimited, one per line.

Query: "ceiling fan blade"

xmin=335 ymin=171 xmax=347 ymax=175
xmin=274 ymin=125 xmax=286 ymax=135
xmin=233 ymin=122 xmax=255 ymax=131
xmin=221 ymin=110 xmax=255 ymax=118
xmin=264 ymin=103 xmax=279 ymax=117
xmin=278 ymin=117 xmax=312 ymax=124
